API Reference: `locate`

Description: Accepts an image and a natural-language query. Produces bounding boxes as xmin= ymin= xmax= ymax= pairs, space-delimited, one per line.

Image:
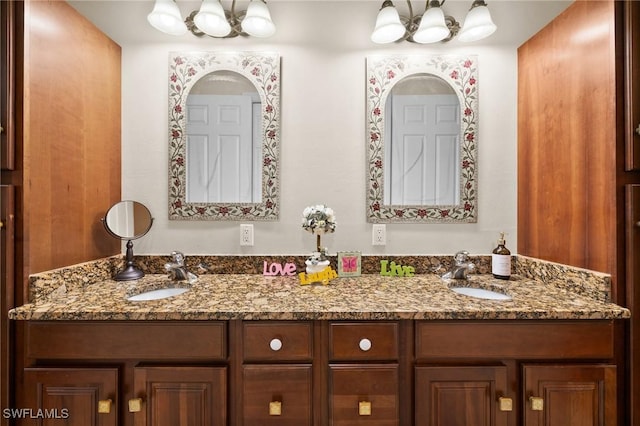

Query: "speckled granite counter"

xmin=8 ymin=257 xmax=630 ymax=320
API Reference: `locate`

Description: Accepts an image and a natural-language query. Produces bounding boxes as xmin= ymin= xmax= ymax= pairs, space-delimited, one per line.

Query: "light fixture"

xmin=371 ymin=0 xmax=496 ymax=44
xmin=457 ymin=0 xmax=497 ymax=42
xmin=147 ymin=0 xmax=188 ymax=36
xmin=147 ymin=0 xmax=276 ymax=39
xmin=371 ymin=0 xmax=407 ymax=44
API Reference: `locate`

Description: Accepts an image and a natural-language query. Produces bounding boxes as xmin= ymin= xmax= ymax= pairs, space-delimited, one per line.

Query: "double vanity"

xmin=9 ymin=254 xmax=629 ymax=426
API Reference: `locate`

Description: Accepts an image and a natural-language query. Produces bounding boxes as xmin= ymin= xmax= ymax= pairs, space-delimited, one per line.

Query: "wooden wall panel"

xmin=22 ymin=0 xmax=121 ymax=274
xmin=517 ymin=0 xmax=618 ymax=276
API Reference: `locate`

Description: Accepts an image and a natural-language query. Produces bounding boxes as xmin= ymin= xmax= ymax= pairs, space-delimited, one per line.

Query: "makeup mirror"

xmin=102 ymin=200 xmax=153 ymax=281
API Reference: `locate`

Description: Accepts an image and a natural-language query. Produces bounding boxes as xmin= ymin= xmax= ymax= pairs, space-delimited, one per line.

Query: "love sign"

xmin=263 ymin=261 xmax=297 ymax=276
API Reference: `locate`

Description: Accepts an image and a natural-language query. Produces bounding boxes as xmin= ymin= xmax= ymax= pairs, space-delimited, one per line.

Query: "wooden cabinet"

xmin=518 ymin=1 xmax=638 ymax=422
xmin=242 ymin=365 xmax=312 ymax=425
xmin=328 ymin=322 xmax=400 ymax=425
xmin=523 ymin=364 xmax=617 ymax=426
xmin=415 ymin=366 xmax=509 ymax=426
xmin=414 ymin=321 xmax=618 ymax=426
xmin=20 ymin=322 xmax=228 ymax=426
xmin=133 ymin=366 xmax=227 ymax=426
xmin=22 ymin=367 xmax=118 ymax=426
xmin=18 ymin=319 xmax=621 ymax=426
xmin=240 ymin=321 xmax=314 ymax=425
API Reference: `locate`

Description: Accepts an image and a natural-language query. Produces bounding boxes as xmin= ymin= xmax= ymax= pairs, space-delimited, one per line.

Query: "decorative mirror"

xmin=168 ymin=51 xmax=280 ymax=220
xmin=102 ymin=200 xmax=153 ymax=281
xmin=366 ymin=55 xmax=478 ymax=223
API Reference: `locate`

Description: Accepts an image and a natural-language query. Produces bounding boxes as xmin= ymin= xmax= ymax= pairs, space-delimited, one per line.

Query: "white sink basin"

xmin=127 ymin=287 xmax=189 ymax=302
xmin=450 ymin=286 xmax=512 ymax=301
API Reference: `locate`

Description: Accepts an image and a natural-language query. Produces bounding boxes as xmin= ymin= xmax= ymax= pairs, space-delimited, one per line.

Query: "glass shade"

xmin=147 ymin=0 xmax=187 ymax=36
xmin=194 ymin=0 xmax=231 ymax=37
xmin=413 ymin=6 xmax=449 ymax=43
xmin=371 ymin=2 xmax=406 ymax=44
xmin=457 ymin=4 xmax=497 ymax=42
xmin=241 ymin=0 xmax=276 ymax=38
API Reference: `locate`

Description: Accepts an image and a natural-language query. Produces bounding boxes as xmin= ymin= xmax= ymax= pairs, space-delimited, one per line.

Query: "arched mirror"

xmin=102 ymin=201 xmax=153 ymax=281
xmin=366 ymin=55 xmax=478 ymax=223
xmin=169 ymin=51 xmax=281 ymax=220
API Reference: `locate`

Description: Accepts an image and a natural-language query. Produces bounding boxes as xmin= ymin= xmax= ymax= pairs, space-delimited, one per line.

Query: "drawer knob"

xmin=97 ymin=399 xmax=112 ymax=414
xmin=358 ymin=401 xmax=372 ymax=416
xmin=529 ymin=396 xmax=544 ymax=411
xmin=498 ymin=397 xmax=512 ymax=411
xmin=269 ymin=338 xmax=283 ymax=351
xmin=128 ymin=398 xmax=143 ymax=413
xmin=359 ymin=338 xmax=372 ymax=351
xmin=269 ymin=401 xmax=282 ymax=416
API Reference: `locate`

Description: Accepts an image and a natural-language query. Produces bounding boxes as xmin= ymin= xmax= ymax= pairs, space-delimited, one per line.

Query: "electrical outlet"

xmin=372 ymin=224 xmax=386 ymax=246
xmin=240 ymin=224 xmax=254 ymax=246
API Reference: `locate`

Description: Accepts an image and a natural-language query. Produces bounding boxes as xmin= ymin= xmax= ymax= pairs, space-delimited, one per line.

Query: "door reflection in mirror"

xmin=384 ymin=73 xmax=460 ymax=206
xmin=186 ymin=71 xmax=262 ymax=203
xmin=366 ymin=55 xmax=478 ymax=223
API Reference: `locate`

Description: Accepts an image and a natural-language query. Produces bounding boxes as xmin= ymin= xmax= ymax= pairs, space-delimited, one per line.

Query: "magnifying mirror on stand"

xmin=102 ymin=200 xmax=153 ymax=281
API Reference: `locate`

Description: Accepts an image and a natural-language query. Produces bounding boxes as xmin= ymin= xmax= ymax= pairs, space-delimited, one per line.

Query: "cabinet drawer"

xmin=330 ymin=365 xmax=399 ymax=425
xmin=243 ymin=321 xmax=313 ymax=362
xmin=26 ymin=321 xmax=227 ymax=360
xmin=243 ymin=365 xmax=312 ymax=426
xmin=415 ymin=321 xmax=614 ymax=360
xmin=329 ymin=322 xmax=398 ymax=361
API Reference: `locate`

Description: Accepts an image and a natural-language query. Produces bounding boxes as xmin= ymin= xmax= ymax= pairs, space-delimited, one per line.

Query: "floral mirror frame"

xmin=168 ymin=51 xmax=280 ymax=220
xmin=366 ymin=55 xmax=478 ymax=223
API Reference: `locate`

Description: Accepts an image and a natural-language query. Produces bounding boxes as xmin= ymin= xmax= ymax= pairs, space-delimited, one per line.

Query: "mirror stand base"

xmin=114 ymin=264 xmax=144 ymax=281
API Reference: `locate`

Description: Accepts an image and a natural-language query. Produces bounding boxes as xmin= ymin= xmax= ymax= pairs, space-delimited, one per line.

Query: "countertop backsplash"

xmin=25 ymin=254 xmax=611 ymax=305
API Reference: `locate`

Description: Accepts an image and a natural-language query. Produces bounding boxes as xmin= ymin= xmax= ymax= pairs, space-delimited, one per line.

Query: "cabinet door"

xmin=132 ymin=366 xmax=226 ymax=426
xmin=0 ymin=0 xmax=16 ymax=170
xmin=523 ymin=364 xmax=616 ymax=426
xmin=242 ymin=365 xmax=312 ymax=426
xmin=330 ymin=364 xmax=398 ymax=425
xmin=625 ymin=0 xmax=640 ymax=170
xmin=22 ymin=367 xmax=118 ymax=426
xmin=415 ymin=366 xmax=509 ymax=426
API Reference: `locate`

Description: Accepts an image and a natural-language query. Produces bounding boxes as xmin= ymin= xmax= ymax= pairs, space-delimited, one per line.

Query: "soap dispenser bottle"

xmin=492 ymin=232 xmax=511 ymax=280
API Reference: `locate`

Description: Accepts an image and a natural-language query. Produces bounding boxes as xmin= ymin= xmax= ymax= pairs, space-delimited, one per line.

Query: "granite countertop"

xmin=8 ymin=272 xmax=631 ymax=321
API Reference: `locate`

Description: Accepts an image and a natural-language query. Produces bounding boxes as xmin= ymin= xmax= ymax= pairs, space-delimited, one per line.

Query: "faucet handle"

xmin=453 ymin=250 xmax=470 ymax=264
xmin=170 ymin=251 xmax=186 ymax=265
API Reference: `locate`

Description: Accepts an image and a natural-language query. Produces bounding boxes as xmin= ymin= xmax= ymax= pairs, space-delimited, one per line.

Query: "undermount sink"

xmin=449 ymin=286 xmax=512 ymax=301
xmin=127 ymin=287 xmax=189 ymax=302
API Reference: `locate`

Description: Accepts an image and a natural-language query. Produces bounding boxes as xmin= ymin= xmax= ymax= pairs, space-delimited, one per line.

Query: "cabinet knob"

xmin=269 ymin=338 xmax=283 ymax=351
xmin=359 ymin=338 xmax=372 ymax=351
xmin=97 ymin=399 xmax=112 ymax=414
xmin=358 ymin=401 xmax=372 ymax=416
xmin=128 ymin=398 xmax=143 ymax=413
xmin=498 ymin=397 xmax=513 ymax=411
xmin=0 ymin=125 xmax=3 ymax=134
xmin=269 ymin=401 xmax=282 ymax=416
xmin=636 ymin=123 xmax=640 ymax=136
xmin=529 ymin=396 xmax=544 ymax=411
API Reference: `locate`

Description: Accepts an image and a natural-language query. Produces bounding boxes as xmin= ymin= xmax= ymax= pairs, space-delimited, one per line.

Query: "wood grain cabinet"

xmin=22 ymin=367 xmax=118 ymax=426
xmin=415 ymin=365 xmax=510 ymax=426
xmin=133 ymin=366 xmax=227 ymax=426
xmin=20 ymin=322 xmax=228 ymax=426
xmin=240 ymin=321 xmax=314 ymax=426
xmin=17 ymin=320 xmax=621 ymax=426
xmin=523 ymin=364 xmax=617 ymax=426
xmin=328 ymin=322 xmax=400 ymax=425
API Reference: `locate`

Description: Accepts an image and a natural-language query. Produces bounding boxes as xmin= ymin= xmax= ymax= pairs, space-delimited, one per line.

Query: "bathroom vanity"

xmin=9 ymin=258 xmax=629 ymax=426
